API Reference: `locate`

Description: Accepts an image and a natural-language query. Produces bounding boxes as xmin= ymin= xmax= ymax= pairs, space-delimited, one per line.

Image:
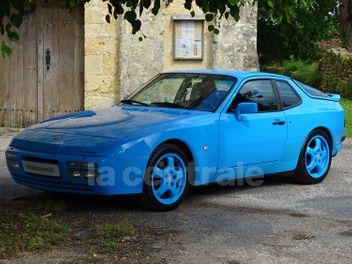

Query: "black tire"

xmin=141 ymin=144 xmax=191 ymax=211
xmin=295 ymin=129 xmax=332 ymax=184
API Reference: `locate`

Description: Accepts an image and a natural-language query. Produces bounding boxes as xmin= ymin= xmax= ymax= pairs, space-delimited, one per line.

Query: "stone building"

xmin=0 ymin=0 xmax=258 ymax=127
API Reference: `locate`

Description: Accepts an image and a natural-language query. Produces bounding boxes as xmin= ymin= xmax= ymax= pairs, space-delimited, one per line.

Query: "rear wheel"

xmin=295 ymin=130 xmax=332 ymax=184
xmin=142 ymin=144 xmax=190 ymax=211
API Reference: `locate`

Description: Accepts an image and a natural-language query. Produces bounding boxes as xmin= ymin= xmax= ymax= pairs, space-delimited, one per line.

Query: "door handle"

xmin=273 ymin=120 xmax=286 ymax=126
xmin=45 ymin=48 xmax=51 ymax=70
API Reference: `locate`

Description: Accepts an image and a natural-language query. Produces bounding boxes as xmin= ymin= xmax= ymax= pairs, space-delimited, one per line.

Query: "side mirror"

xmin=235 ymin=102 xmax=258 ymax=121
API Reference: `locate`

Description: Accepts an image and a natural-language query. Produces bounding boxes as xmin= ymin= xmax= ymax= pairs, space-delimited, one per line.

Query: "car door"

xmin=218 ymin=79 xmax=287 ymax=171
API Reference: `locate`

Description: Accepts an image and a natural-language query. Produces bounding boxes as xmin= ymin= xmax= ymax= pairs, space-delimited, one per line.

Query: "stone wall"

xmin=118 ymin=1 xmax=259 ymax=98
xmin=84 ymin=1 xmax=259 ymax=105
xmin=84 ymin=0 xmax=120 ymax=109
xmin=212 ymin=4 xmax=259 ymax=71
xmin=118 ymin=9 xmax=165 ymax=99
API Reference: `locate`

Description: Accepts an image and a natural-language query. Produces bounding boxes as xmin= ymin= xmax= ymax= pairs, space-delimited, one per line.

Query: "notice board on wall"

xmin=173 ymin=14 xmax=204 ymax=60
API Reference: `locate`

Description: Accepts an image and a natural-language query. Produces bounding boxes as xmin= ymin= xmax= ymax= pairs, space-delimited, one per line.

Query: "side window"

xmin=276 ymin=81 xmax=301 ymax=109
xmin=228 ymin=80 xmax=278 ymax=113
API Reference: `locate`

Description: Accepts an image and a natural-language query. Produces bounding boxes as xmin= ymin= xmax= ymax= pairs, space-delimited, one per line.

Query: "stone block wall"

xmin=118 ymin=9 xmax=165 ymax=99
xmin=84 ymin=0 xmax=259 ymax=107
xmin=212 ymin=4 xmax=259 ymax=71
xmin=118 ymin=1 xmax=259 ymax=98
xmin=84 ymin=0 xmax=120 ymax=109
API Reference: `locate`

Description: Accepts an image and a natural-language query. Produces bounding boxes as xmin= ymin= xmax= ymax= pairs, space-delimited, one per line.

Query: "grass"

xmin=341 ymin=98 xmax=352 ymax=137
xmin=36 ymin=199 xmax=66 ymax=212
xmin=101 ymin=241 xmax=119 ymax=250
xmin=0 ymin=198 xmax=141 ymax=260
xmin=95 ymin=221 xmax=136 ymax=239
xmin=94 ymin=221 xmax=136 ymax=252
xmin=0 ymin=212 xmax=70 ymax=257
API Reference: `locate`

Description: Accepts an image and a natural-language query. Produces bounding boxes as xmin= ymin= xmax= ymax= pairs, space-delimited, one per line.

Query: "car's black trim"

xmin=271 ymin=79 xmax=283 ymax=111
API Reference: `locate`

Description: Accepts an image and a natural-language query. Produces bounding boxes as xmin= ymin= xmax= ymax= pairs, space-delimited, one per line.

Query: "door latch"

xmin=273 ymin=120 xmax=286 ymax=126
xmin=45 ymin=49 xmax=51 ymax=70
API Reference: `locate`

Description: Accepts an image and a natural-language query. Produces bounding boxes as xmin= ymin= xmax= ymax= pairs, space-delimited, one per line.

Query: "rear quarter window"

xmin=276 ymin=81 xmax=302 ymax=109
xmin=294 ymin=80 xmax=329 ymax=98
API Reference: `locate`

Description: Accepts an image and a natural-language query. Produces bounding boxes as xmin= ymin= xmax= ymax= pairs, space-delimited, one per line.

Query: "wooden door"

xmin=0 ymin=5 xmax=84 ymax=127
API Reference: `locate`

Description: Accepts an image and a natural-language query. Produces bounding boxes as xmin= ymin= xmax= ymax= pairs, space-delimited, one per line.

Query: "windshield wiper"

xmin=150 ymin=102 xmax=191 ymax=109
xmin=120 ymin=99 xmax=150 ymax=106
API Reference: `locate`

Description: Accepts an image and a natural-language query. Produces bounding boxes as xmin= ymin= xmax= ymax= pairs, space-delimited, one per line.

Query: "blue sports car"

xmin=6 ymin=70 xmax=345 ymax=211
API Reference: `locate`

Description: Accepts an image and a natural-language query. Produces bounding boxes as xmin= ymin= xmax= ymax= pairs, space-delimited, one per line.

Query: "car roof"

xmin=162 ymin=69 xmax=290 ymax=81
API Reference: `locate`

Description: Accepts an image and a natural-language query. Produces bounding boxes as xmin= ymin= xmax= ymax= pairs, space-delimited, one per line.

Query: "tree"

xmin=340 ymin=0 xmax=352 ymax=50
xmin=258 ymin=0 xmax=340 ymax=63
xmin=1 ymin=0 xmax=316 ymax=56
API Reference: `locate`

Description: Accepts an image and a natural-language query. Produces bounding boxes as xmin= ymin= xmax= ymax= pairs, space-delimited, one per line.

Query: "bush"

xmin=320 ymin=48 xmax=352 ymax=98
xmin=282 ymin=61 xmax=321 ymax=86
xmin=263 ymin=60 xmax=321 ymax=87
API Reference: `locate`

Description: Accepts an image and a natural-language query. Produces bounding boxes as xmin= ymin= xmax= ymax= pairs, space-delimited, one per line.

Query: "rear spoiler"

xmin=326 ymin=93 xmax=341 ymax=102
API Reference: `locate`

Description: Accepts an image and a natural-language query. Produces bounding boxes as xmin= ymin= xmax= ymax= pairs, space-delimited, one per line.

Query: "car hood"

xmin=28 ymin=106 xmax=207 ymax=140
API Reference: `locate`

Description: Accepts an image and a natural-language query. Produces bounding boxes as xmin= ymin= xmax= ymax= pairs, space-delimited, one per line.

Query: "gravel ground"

xmin=0 ymin=129 xmax=351 ymax=263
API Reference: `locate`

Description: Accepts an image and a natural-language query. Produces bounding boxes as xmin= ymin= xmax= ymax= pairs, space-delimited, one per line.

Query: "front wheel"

xmin=142 ymin=144 xmax=191 ymax=211
xmin=295 ymin=130 xmax=332 ymax=184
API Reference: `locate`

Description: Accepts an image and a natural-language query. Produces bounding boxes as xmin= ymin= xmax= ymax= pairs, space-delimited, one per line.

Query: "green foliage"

xmin=263 ymin=60 xmax=321 ymax=87
xmin=320 ymin=48 xmax=352 ymax=98
xmin=340 ymin=98 xmax=352 ymax=137
xmin=281 ymin=60 xmax=321 ymax=86
xmin=0 ymin=0 xmax=317 ymax=56
xmin=0 ymin=0 xmax=37 ymax=56
xmin=258 ymin=0 xmax=340 ymax=63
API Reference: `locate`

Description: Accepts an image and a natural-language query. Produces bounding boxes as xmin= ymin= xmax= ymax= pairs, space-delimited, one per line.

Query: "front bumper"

xmin=5 ymin=148 xmax=147 ymax=196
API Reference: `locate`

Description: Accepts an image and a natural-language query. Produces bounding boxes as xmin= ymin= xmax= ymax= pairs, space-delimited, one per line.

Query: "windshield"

xmin=125 ymin=73 xmax=237 ymax=112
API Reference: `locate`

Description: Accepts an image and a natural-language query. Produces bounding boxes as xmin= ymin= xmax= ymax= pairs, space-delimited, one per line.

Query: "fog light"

xmin=86 ymin=171 xmax=97 ymax=180
xmin=71 ymin=170 xmax=82 ymax=178
xmin=67 ymin=169 xmax=98 ymax=179
xmin=7 ymin=160 xmax=20 ymax=170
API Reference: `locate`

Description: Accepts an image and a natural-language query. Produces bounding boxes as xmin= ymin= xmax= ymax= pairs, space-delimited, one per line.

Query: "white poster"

xmin=181 ymin=21 xmax=195 ymax=39
xmin=176 ymin=39 xmax=192 ymax=58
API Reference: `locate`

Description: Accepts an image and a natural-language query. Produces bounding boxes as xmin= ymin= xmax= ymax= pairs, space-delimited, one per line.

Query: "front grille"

xmin=13 ymin=173 xmax=93 ymax=192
